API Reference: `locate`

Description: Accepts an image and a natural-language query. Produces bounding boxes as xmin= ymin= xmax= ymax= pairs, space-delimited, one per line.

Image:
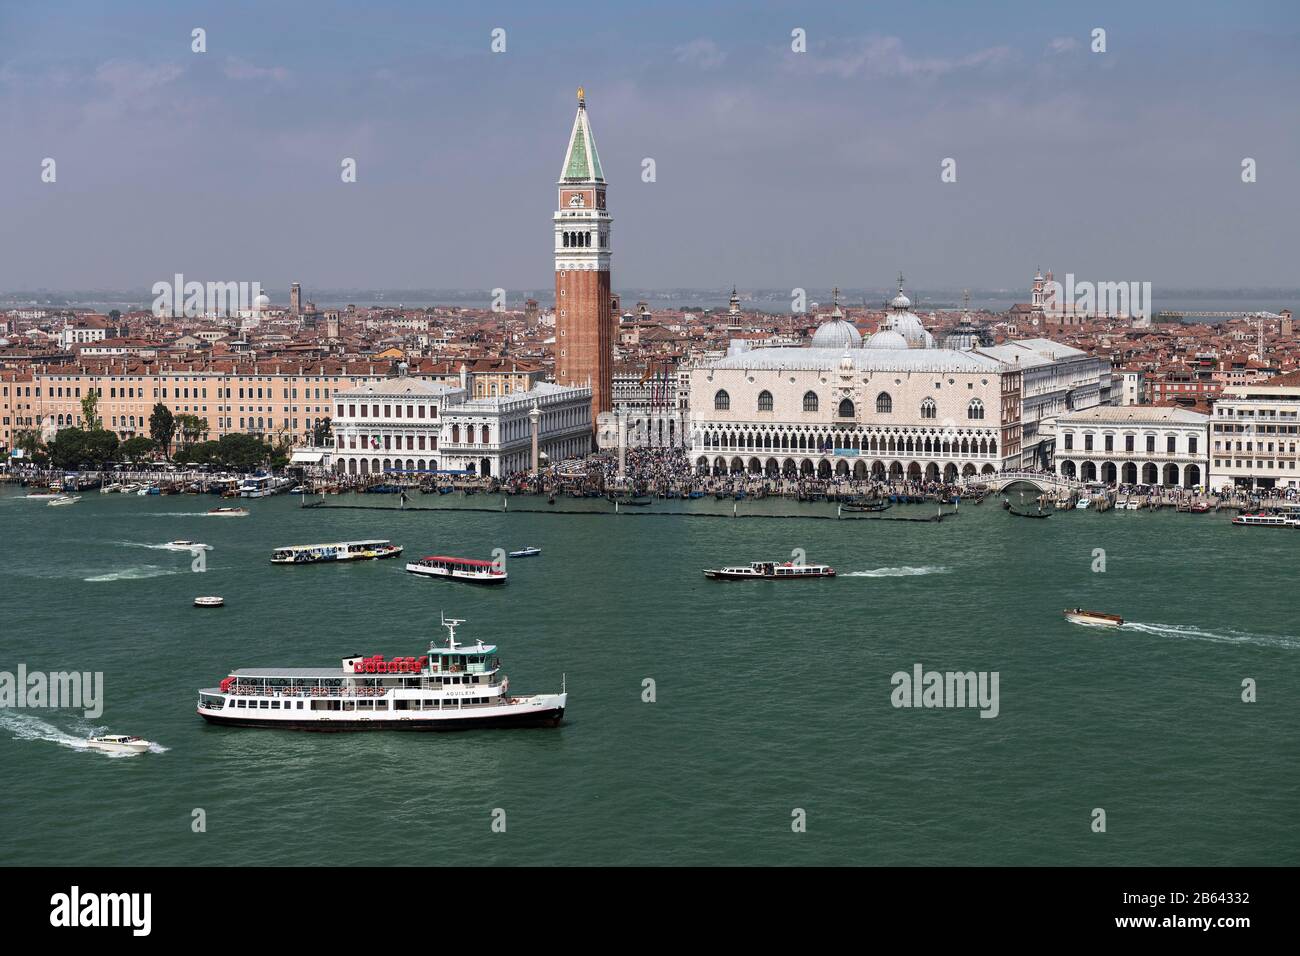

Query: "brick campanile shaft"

xmin=554 ymin=86 xmax=613 ymax=440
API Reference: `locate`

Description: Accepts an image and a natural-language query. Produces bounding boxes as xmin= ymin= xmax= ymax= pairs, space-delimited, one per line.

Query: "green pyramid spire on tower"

xmin=560 ymin=87 xmax=605 ymax=183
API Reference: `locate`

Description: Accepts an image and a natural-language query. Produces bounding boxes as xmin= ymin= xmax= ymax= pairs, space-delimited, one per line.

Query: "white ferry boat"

xmin=703 ymin=560 xmax=836 ymax=580
xmin=271 ymin=540 xmax=403 ymax=564
xmin=1231 ymin=511 xmax=1299 ymax=527
xmin=196 ymin=616 xmax=565 ymax=731
xmin=406 ymin=555 xmax=508 ymax=584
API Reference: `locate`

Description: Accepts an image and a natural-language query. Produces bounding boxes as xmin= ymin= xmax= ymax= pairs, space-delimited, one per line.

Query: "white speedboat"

xmin=164 ymin=539 xmax=210 ymax=551
xmin=1075 ymin=498 xmax=1091 ymax=510
xmin=508 ymin=546 xmax=542 ymax=558
xmin=85 ymin=734 xmax=152 ymax=755
xmin=1064 ymin=608 xmax=1125 ymax=627
xmin=194 ymin=595 xmax=225 ymax=608
xmin=207 ymin=506 xmax=249 ymax=517
xmin=48 ymin=495 xmax=81 ymax=506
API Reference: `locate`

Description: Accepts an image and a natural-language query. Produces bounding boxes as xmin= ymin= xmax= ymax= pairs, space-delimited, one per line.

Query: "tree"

xmin=14 ymin=428 xmax=47 ymax=466
xmin=48 ymin=428 xmax=118 ymax=470
xmin=150 ymin=403 xmax=175 ymax=456
xmin=313 ymin=416 xmax=332 ymax=446
xmin=80 ymin=390 xmax=101 ymax=431
xmin=174 ymin=414 xmax=208 ymax=449
xmin=217 ymin=433 xmax=270 ymax=471
xmin=119 ymin=436 xmax=155 ymax=464
xmin=83 ymin=429 xmax=119 ymax=469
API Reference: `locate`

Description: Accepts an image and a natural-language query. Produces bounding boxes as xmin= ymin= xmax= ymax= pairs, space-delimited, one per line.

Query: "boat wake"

xmin=0 ymin=713 xmax=149 ymax=757
xmin=841 ymin=565 xmax=950 ymax=578
xmin=1123 ymin=621 xmax=1300 ymax=651
xmin=84 ymin=565 xmax=187 ymax=582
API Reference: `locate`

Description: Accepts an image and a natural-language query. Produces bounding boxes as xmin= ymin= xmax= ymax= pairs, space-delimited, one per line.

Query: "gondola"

xmin=1007 ymin=507 xmax=1051 ymax=519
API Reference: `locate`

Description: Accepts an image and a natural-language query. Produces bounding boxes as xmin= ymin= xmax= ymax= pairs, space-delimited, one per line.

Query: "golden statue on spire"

xmin=577 ymin=86 xmax=586 ymax=106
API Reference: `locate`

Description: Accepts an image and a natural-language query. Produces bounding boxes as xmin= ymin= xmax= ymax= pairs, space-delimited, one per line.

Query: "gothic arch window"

xmin=876 ymin=392 xmax=893 ymax=413
xmin=838 ymin=399 xmax=855 ymax=418
xmin=757 ymin=390 xmax=773 ymax=412
xmin=803 ymin=391 xmax=819 ymax=412
xmin=968 ymin=399 xmax=985 ymax=420
xmin=714 ymin=389 xmax=730 ymax=411
xmin=921 ymin=398 xmax=937 ymax=419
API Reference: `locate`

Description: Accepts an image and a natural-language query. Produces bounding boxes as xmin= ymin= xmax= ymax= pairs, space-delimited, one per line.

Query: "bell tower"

xmin=554 ymin=86 xmax=613 ymax=435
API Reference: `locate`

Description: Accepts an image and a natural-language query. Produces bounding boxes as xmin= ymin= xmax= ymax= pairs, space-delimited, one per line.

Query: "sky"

xmin=1 ymin=0 xmax=1298 ymax=298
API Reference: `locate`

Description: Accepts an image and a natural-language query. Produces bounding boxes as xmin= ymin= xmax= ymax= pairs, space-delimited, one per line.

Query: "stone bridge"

xmin=960 ymin=471 xmax=1084 ymax=494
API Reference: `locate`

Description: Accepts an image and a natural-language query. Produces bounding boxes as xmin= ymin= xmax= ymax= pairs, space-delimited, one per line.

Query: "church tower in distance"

xmin=554 ymin=86 xmax=613 ymax=435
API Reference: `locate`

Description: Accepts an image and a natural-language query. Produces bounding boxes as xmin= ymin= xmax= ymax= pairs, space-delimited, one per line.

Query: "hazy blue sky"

xmin=1 ymin=0 xmax=1297 ymax=296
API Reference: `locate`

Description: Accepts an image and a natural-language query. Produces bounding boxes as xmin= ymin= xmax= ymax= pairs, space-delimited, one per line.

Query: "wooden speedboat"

xmin=1063 ymin=608 xmax=1124 ymax=627
xmin=207 ymin=506 xmax=249 ymax=516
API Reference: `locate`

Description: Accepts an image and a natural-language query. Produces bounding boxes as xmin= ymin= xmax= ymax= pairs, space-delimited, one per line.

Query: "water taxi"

xmin=196 ymin=616 xmax=565 ymax=731
xmin=508 ymin=546 xmax=542 ymax=558
xmin=271 ymin=540 xmax=403 ymax=564
xmin=703 ymin=561 xmax=836 ymax=580
xmin=1063 ymin=608 xmax=1125 ymax=627
xmin=405 ymin=555 xmax=508 ymax=584
xmin=165 ymin=539 xmax=210 ymax=551
xmin=84 ymin=734 xmax=152 ymax=755
xmin=1232 ymin=511 xmax=1298 ymax=527
xmin=194 ymin=596 xmax=225 ymax=608
xmin=47 ymin=495 xmax=81 ymax=506
xmin=207 ymin=506 xmax=249 ymax=516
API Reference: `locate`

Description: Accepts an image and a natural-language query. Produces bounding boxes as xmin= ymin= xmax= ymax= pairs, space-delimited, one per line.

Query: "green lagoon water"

xmin=1 ymin=487 xmax=1296 ymax=866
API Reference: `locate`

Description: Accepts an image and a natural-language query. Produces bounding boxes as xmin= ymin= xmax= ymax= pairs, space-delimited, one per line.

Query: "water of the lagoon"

xmin=0 ymin=488 xmax=1296 ymax=866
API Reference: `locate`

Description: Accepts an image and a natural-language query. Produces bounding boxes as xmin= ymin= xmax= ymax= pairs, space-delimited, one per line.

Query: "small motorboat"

xmin=48 ymin=495 xmax=82 ymax=506
xmin=194 ymin=595 xmax=225 ymax=608
xmin=1075 ymin=498 xmax=1091 ymax=510
xmin=165 ymin=539 xmax=210 ymax=551
xmin=1063 ymin=608 xmax=1124 ymax=627
xmin=85 ymin=734 xmax=152 ymax=755
xmin=137 ymin=486 xmax=161 ymax=496
xmin=508 ymin=546 xmax=542 ymax=558
xmin=207 ymin=506 xmax=248 ymax=516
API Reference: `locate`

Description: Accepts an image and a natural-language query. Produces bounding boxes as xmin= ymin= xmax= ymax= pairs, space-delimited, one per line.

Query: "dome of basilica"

xmin=810 ymin=318 xmax=862 ymax=350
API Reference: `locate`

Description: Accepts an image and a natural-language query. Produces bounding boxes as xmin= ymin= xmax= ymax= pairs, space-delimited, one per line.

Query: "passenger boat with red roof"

xmin=196 ymin=616 xmax=565 ymax=731
xmin=405 ymin=554 xmax=507 ymax=584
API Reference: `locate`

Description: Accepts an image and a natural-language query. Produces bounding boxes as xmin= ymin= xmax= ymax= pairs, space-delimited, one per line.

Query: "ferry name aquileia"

xmin=196 ymin=617 xmax=566 ymax=731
